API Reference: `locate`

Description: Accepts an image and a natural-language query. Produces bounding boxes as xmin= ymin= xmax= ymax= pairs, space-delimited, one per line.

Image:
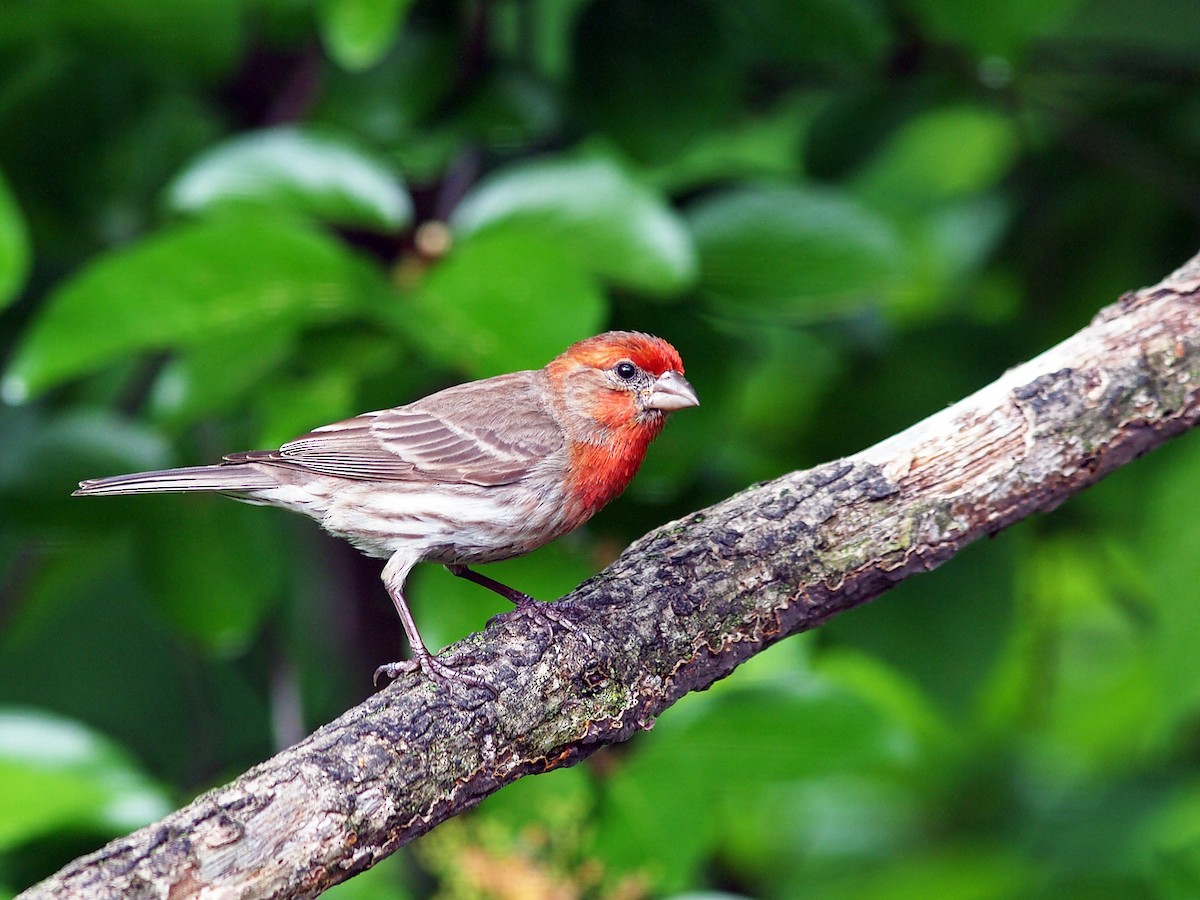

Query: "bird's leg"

xmin=374 ymin=557 xmax=493 ymax=693
xmin=447 ymin=564 xmax=590 ymax=643
xmin=446 ymin=563 xmax=537 ymax=607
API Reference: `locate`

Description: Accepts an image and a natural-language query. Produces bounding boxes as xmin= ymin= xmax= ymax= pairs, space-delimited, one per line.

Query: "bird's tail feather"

xmin=73 ymin=465 xmax=278 ymax=497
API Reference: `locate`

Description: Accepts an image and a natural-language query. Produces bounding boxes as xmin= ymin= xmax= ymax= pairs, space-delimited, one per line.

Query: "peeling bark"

xmin=20 ymin=254 xmax=1200 ymax=899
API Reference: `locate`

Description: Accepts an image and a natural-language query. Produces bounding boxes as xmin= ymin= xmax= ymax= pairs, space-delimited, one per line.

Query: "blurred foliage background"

xmin=1 ymin=0 xmax=1200 ymax=897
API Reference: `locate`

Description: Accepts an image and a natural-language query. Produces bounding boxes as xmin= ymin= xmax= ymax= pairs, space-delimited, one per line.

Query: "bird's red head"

xmin=546 ymin=331 xmax=698 ymax=524
xmin=557 ymin=331 xmax=686 ymax=379
xmin=547 ymin=331 xmax=696 ymax=430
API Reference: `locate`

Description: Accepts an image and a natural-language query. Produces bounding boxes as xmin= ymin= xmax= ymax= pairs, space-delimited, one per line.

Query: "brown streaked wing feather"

xmin=228 ymin=416 xmax=418 ymax=481
xmin=230 ymin=371 xmax=565 ymax=486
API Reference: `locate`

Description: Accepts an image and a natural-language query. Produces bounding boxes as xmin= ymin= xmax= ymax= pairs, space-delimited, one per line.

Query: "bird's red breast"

xmin=563 ymin=416 xmax=666 ymax=525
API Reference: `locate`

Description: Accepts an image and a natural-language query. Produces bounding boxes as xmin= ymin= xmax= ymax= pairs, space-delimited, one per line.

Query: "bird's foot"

xmin=373 ymin=650 xmax=497 ymax=697
xmin=488 ymin=598 xmax=593 ymax=647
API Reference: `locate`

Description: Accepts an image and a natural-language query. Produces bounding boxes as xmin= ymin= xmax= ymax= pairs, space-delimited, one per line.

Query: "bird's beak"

xmin=646 ymin=370 xmax=699 ymax=412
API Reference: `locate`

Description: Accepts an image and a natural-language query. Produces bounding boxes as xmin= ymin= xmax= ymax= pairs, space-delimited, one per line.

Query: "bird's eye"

xmin=614 ymin=361 xmax=638 ymax=380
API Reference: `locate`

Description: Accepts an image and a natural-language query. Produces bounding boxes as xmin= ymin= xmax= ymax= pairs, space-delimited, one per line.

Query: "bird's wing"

xmin=229 ymin=372 xmax=565 ymax=486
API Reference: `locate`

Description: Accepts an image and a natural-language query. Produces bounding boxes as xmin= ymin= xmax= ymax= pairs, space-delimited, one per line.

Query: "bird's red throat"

xmin=563 ymin=419 xmax=663 ymax=526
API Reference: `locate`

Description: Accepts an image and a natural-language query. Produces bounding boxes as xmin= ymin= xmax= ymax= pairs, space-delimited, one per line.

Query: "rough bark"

xmin=21 ymin=254 xmax=1200 ymax=899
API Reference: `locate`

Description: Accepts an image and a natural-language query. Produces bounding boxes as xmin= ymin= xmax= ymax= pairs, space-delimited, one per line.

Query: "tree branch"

xmin=21 ymin=254 xmax=1200 ymax=899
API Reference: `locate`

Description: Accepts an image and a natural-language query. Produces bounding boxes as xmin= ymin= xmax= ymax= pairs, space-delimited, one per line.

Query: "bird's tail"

xmin=73 ymin=464 xmax=279 ymax=497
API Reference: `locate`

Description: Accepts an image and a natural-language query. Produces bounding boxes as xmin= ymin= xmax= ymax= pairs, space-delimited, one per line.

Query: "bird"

xmin=74 ymin=332 xmax=699 ymax=686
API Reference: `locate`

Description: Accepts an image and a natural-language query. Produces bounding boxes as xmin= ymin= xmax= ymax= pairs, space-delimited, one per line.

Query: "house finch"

xmin=74 ymin=332 xmax=698 ymax=686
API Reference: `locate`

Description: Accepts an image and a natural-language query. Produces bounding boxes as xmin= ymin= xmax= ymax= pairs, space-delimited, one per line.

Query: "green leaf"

xmin=744 ymin=0 xmax=890 ymax=74
xmin=910 ymin=0 xmax=1083 ymax=57
xmin=644 ymin=94 xmax=820 ymax=194
xmin=596 ymin=681 xmax=920 ymax=890
xmin=687 ymin=184 xmax=908 ymax=319
xmin=907 ymin=0 xmax=1080 ymax=57
xmin=314 ymin=24 xmax=460 ymax=149
xmin=452 ymin=156 xmax=696 ymax=296
xmin=456 ymin=70 xmax=563 ymax=152
xmin=148 ymin=330 xmax=296 ymax=428
xmin=3 ymin=212 xmax=395 ymax=401
xmin=793 ymin=847 xmax=1033 ymax=899
xmin=822 ymin=534 xmax=1017 ymax=718
xmin=137 ymin=498 xmax=286 ymax=654
xmin=256 ymin=367 xmax=359 ymax=450
xmin=0 ymin=406 xmax=170 ymax=528
xmin=1058 ymin=0 xmax=1200 ymax=59
xmin=165 ymin=128 xmax=412 ymax=231
xmin=0 ymin=0 xmax=244 ymax=76
xmin=318 ymin=0 xmax=414 ymax=71
xmin=0 ymin=708 xmax=170 ymax=849
xmin=1136 ymin=780 xmax=1200 ymax=897
xmin=402 ymin=222 xmax=608 ymax=379
xmin=1140 ymin=442 xmax=1200 ymax=734
xmin=0 ymin=169 xmax=29 ymax=311
xmin=571 ymin=0 xmax=742 ymax=162
xmin=886 ymin=194 xmax=1014 ymax=322
xmin=978 ymin=534 xmax=1158 ymax=771
xmin=855 ymin=107 xmax=1020 ymax=209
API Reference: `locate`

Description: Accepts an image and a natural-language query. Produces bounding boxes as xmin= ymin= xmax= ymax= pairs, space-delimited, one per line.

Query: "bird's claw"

xmin=488 ymin=600 xmax=593 ymax=647
xmin=372 ymin=659 xmax=419 ymax=685
xmin=373 ymin=652 xmax=498 ymax=698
